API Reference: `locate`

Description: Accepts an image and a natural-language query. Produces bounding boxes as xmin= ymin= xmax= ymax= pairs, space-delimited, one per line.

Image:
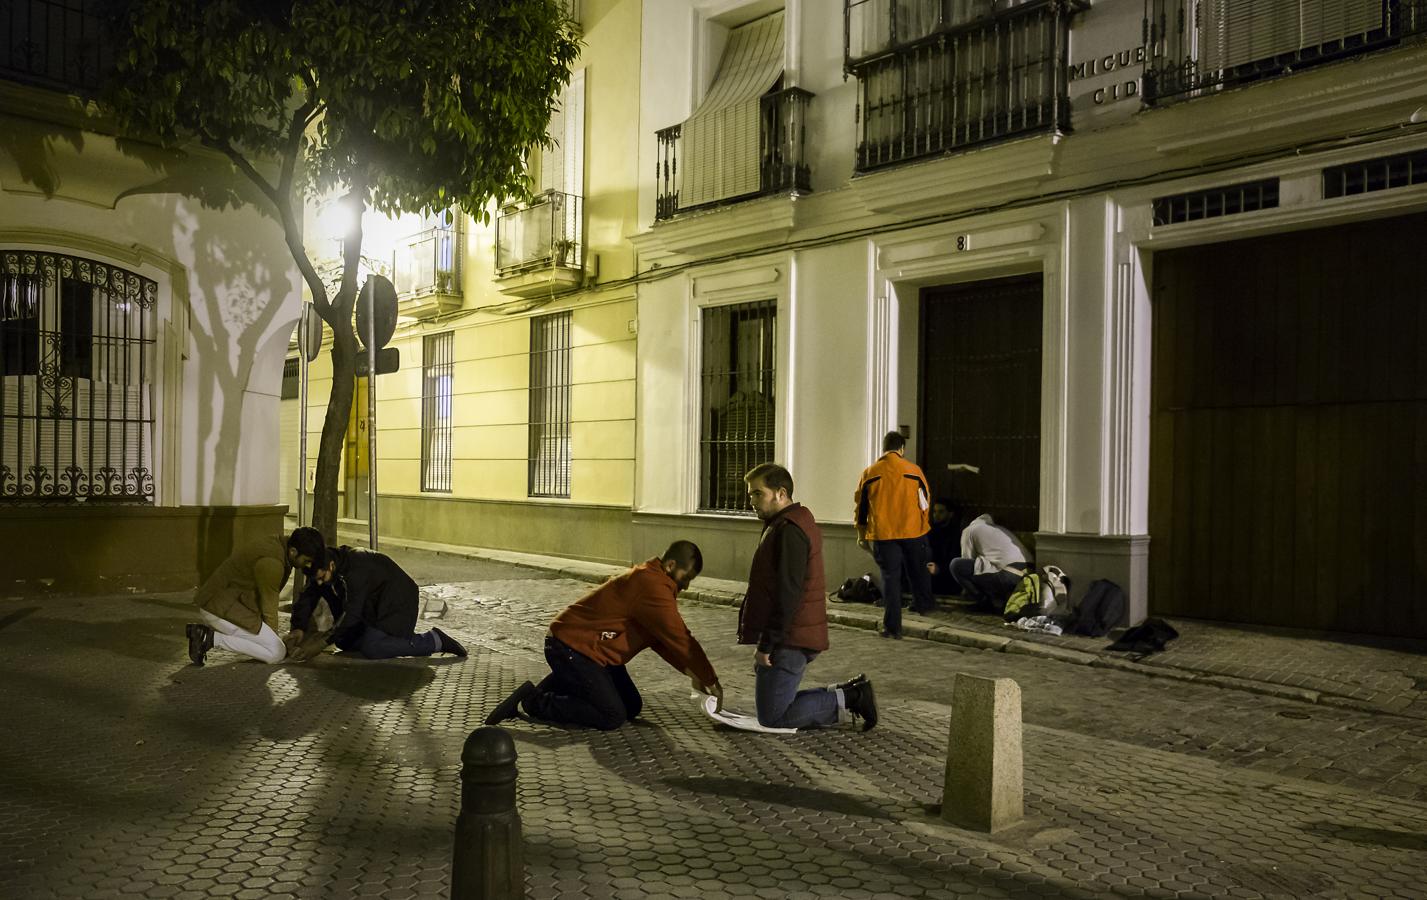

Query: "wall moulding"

xmin=692 ymin=265 xmax=780 ymax=298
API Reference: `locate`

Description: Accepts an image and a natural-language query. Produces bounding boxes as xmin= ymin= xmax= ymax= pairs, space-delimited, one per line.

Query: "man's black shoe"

xmin=909 ymin=603 xmax=937 ymax=615
xmin=432 ymin=627 xmax=467 ymax=657
xmin=185 ymin=623 xmax=213 ymax=666
xmin=832 ymin=672 xmax=869 ymax=692
xmin=878 ymin=629 xmax=902 ymax=640
xmin=845 ymin=679 xmax=878 ymax=731
xmin=486 ymin=680 xmax=538 ymax=726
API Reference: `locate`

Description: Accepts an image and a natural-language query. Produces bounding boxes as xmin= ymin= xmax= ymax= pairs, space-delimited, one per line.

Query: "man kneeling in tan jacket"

xmin=184 ymin=527 xmax=325 ymax=666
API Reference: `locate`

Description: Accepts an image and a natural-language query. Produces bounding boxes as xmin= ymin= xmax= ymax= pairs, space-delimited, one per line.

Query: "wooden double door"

xmin=1150 ymin=212 xmax=1427 ymax=637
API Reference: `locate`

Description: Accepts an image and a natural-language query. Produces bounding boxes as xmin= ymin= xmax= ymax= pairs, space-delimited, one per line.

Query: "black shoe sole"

xmin=486 ymin=681 xmax=537 ymax=726
xmin=859 ymin=681 xmax=879 ymax=731
xmin=185 ymin=624 xmax=209 ymax=666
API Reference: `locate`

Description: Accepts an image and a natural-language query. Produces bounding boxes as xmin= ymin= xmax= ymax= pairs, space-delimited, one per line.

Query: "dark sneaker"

xmin=878 ymin=629 xmax=902 ymax=640
xmin=832 ymin=673 xmax=869 ymax=692
xmin=432 ymin=628 xmax=467 ymax=657
xmin=845 ymin=679 xmax=878 ymax=732
xmin=486 ymin=680 xmax=538 ymax=726
xmin=185 ymin=623 xmax=213 ymax=666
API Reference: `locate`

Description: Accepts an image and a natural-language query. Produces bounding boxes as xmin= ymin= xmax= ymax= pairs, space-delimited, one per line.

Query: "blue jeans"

xmin=526 ymin=636 xmax=642 ymax=731
xmin=337 ymin=626 xmax=439 ymax=659
xmin=754 ymin=646 xmax=838 ymax=729
xmin=873 ymin=537 xmax=936 ymax=634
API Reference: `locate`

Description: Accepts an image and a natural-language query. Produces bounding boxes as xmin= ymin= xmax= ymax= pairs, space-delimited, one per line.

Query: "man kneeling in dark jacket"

xmin=286 ymin=546 xmax=466 ymax=661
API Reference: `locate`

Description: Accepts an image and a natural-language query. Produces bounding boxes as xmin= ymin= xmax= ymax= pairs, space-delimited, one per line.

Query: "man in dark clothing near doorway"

xmin=854 ymin=431 xmax=937 ymax=638
xmin=286 ymin=546 xmax=466 ymax=661
xmin=484 ymin=541 xmax=722 ymax=731
xmin=927 ymin=498 xmax=961 ymax=595
xmin=741 ymin=463 xmax=877 ymax=731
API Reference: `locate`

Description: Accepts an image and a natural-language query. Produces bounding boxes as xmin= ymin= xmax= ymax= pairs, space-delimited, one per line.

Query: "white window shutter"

xmin=563 ymin=68 xmax=585 ymax=199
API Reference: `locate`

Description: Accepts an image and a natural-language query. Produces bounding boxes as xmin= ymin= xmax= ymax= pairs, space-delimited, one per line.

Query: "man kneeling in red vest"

xmin=486 ymin=541 xmax=722 ymax=730
xmin=740 ymin=463 xmax=878 ymax=731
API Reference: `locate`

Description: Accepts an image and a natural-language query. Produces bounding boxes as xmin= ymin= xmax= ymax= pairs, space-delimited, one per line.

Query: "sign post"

xmin=357 ymin=275 xmax=398 ymax=551
xmin=296 ymin=303 xmax=322 ymax=526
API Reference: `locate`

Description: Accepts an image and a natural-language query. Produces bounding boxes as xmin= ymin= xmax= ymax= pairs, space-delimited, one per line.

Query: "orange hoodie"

xmin=854 ymin=451 xmax=931 ymax=541
xmin=549 ymin=559 xmax=717 ymax=686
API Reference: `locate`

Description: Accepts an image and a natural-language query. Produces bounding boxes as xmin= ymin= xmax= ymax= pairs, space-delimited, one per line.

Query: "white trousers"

xmin=200 ymin=610 xmax=286 ymax=664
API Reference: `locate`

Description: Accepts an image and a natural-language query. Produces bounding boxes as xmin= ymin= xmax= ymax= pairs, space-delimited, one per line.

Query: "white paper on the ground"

xmin=695 ymin=693 xmax=798 ymax=734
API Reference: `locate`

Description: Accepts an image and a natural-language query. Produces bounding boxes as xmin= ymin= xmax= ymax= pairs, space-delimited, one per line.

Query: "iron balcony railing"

xmin=1 ymin=0 xmax=113 ymax=94
xmin=393 ymin=213 xmax=462 ymax=300
xmin=495 ymin=191 xmax=584 ymax=275
xmin=655 ymin=87 xmax=814 ymax=221
xmin=846 ymin=0 xmax=1080 ymax=172
xmin=1143 ymin=0 xmax=1427 ymax=105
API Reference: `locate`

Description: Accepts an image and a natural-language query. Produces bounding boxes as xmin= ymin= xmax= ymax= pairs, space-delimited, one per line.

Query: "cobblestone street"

xmin=3 ymin=548 xmax=1425 ymax=899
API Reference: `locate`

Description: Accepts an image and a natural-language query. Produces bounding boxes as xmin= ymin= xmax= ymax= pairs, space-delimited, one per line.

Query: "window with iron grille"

xmin=1151 ymin=179 xmax=1279 ymax=226
xmin=281 ymin=358 xmax=299 ymax=400
xmin=1 ymin=251 xmax=157 ymax=504
xmin=421 ymin=332 xmax=454 ymax=493
xmin=1323 ymin=149 xmax=1427 ymax=198
xmin=699 ymin=300 xmax=776 ymax=514
xmin=846 ymin=0 xmax=1077 ymax=172
xmin=528 ymin=312 xmax=571 ymax=498
xmin=1143 ymin=0 xmax=1425 ymax=104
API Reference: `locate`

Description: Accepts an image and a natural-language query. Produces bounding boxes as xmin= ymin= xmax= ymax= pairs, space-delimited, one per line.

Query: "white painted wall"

xmin=0 ymin=117 xmax=302 ymax=509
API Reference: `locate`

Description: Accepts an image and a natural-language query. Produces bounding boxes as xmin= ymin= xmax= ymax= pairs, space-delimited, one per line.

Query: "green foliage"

xmin=103 ymin=0 xmax=579 ymax=225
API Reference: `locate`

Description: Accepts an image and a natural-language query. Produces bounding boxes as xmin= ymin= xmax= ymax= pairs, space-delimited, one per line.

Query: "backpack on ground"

xmin=1041 ymin=565 xmax=1072 ymax=617
xmin=1001 ymin=568 xmax=1042 ymax=621
xmin=833 ymin=574 xmax=880 ymax=604
xmin=1067 ymin=579 xmax=1127 ymax=637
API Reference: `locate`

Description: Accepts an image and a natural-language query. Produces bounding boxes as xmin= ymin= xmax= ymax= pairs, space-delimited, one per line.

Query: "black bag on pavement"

xmin=1067 ymin=579 xmax=1127 ymax=637
xmin=1106 ymin=617 xmax=1179 ymax=654
xmin=834 ymin=575 xmax=881 ymax=604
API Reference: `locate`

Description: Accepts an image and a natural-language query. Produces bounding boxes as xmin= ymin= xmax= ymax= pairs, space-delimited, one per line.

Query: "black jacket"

xmin=293 ymin=546 xmax=420 ymax=647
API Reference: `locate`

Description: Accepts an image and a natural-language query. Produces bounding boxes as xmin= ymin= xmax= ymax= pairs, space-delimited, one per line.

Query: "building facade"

xmin=0 ymin=1 xmax=301 ymax=592
xmin=629 ymin=0 xmax=1427 ymax=638
xmin=281 ymin=0 xmax=1427 ymax=639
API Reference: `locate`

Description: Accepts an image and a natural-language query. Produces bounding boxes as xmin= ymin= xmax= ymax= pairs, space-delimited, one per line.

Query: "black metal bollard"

xmin=452 ymin=726 xmax=524 ymax=899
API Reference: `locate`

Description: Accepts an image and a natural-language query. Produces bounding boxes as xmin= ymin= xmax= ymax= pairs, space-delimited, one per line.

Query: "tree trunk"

xmin=310 ymin=178 xmax=368 ymax=546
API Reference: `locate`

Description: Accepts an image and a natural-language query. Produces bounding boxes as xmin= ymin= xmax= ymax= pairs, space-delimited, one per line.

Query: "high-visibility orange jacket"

xmin=854 ymin=451 xmax=931 ymax=541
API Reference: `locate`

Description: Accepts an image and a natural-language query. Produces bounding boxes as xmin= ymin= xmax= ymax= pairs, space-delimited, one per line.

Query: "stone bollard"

xmin=941 ymin=673 xmax=1023 ymax=833
xmin=452 ymin=726 xmax=525 ymax=899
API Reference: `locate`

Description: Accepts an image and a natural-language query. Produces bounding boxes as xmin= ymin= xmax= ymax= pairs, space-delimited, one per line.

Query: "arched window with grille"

xmin=0 ymin=251 xmax=157 ymax=504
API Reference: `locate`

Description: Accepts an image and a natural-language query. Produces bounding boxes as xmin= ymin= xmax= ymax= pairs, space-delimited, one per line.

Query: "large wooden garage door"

xmin=1150 ymin=212 xmax=1427 ymax=637
xmin=919 ymin=275 xmax=1042 ymax=535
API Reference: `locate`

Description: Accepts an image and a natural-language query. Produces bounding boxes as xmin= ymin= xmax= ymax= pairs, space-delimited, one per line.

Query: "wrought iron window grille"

xmin=528 ymin=311 xmax=572 ymax=499
xmin=699 ymin=300 xmax=776 ymax=515
xmin=1 ymin=250 xmax=157 ymax=504
xmin=1323 ymin=149 xmax=1427 ymax=199
xmin=845 ymin=0 xmax=1082 ymax=173
xmin=1151 ymin=178 xmax=1280 ymax=226
xmin=1 ymin=0 xmax=114 ymax=95
xmin=1143 ymin=0 xmax=1427 ymax=105
xmin=655 ymin=87 xmax=814 ymax=221
xmin=420 ymin=332 xmax=454 ymax=494
xmin=495 ymin=191 xmax=585 ymax=275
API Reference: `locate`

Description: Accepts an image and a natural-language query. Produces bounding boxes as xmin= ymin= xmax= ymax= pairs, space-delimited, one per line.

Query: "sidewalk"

xmin=337 ymin=526 xmax=1427 ymax=721
xmin=6 ymin=560 xmax=1426 ymax=899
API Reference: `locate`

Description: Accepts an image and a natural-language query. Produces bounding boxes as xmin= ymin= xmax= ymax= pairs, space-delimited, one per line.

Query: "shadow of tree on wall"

xmin=1 ymin=98 xmax=302 ymax=575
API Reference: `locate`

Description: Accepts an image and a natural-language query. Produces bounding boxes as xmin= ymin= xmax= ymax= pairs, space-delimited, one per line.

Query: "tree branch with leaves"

xmin=102 ymin=0 xmax=580 ymax=542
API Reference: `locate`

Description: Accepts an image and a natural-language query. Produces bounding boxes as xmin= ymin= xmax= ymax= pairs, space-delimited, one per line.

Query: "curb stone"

xmin=332 ymin=526 xmax=1416 ymax=720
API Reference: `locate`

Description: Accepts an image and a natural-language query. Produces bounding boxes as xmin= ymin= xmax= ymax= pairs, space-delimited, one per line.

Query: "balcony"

xmin=392 ymin=213 xmax=463 ymax=319
xmin=1143 ymin=0 xmax=1427 ymax=105
xmin=845 ymin=0 xmax=1080 ymax=172
xmin=493 ymin=191 xmax=585 ymax=299
xmin=655 ymin=87 xmax=813 ymax=221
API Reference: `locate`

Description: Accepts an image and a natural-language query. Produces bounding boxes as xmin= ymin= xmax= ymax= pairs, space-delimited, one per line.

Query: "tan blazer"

xmin=194 ymin=535 xmax=291 ymax=633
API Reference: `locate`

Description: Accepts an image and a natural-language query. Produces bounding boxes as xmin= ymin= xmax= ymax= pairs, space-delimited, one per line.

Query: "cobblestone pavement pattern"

xmin=2 ymin=547 xmax=1425 ymax=899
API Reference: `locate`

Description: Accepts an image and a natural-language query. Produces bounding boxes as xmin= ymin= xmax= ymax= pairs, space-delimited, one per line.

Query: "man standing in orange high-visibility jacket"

xmin=854 ymin=431 xmax=936 ymax=639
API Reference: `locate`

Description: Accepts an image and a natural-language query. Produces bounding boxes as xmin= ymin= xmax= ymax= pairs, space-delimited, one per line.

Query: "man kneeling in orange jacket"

xmin=485 ymin=541 xmax=722 ymax=730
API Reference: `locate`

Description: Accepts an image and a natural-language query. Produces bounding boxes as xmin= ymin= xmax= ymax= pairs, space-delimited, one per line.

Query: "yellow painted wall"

xmin=287 ymin=1 xmax=643 ymax=523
